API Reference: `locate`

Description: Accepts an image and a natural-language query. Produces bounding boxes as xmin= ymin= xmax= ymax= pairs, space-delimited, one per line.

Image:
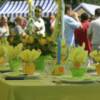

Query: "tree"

xmin=65 ymin=0 xmax=100 ymax=8
xmin=0 ymin=0 xmax=6 ymax=4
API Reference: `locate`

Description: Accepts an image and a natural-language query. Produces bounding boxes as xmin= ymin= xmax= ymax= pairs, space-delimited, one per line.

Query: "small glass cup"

xmin=44 ymin=59 xmax=54 ymax=76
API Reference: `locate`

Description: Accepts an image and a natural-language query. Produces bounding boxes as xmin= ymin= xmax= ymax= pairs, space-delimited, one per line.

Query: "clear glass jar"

xmin=23 ymin=62 xmax=35 ymax=75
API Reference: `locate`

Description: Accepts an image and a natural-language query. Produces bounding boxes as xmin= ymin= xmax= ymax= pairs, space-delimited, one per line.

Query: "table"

xmin=0 ymin=76 xmax=100 ymax=100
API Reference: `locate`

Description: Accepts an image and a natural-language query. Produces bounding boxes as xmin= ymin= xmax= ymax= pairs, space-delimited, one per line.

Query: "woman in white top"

xmin=0 ymin=16 xmax=9 ymax=44
xmin=0 ymin=16 xmax=9 ymax=37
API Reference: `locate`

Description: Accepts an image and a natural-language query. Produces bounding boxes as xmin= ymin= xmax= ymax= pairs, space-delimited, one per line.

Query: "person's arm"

xmin=70 ymin=12 xmax=82 ymax=28
xmin=65 ymin=16 xmax=81 ymax=29
xmin=71 ymin=12 xmax=80 ymax=22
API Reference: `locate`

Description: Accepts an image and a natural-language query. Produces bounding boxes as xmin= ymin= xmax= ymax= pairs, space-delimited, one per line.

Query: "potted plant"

xmin=20 ymin=49 xmax=41 ymax=75
xmin=90 ymin=50 xmax=100 ymax=75
xmin=4 ymin=43 xmax=23 ymax=71
xmin=68 ymin=45 xmax=88 ymax=77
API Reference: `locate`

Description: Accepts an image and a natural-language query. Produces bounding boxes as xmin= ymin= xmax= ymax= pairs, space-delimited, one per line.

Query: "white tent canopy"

xmin=74 ymin=3 xmax=100 ymax=16
xmin=0 ymin=0 xmax=58 ymax=17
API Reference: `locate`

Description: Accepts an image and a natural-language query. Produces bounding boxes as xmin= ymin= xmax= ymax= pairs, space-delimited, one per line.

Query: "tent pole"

xmin=61 ymin=0 xmax=65 ymax=39
xmin=27 ymin=0 xmax=33 ymax=35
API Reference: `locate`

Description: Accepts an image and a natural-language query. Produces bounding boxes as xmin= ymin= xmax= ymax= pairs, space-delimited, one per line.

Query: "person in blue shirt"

xmin=64 ymin=5 xmax=81 ymax=46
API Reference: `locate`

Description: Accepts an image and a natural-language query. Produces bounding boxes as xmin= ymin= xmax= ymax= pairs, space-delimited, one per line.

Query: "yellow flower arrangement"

xmin=68 ymin=45 xmax=88 ymax=68
xmin=90 ymin=50 xmax=100 ymax=75
xmin=4 ymin=43 xmax=23 ymax=61
xmin=3 ymin=43 xmax=23 ymax=71
xmin=90 ymin=50 xmax=100 ymax=62
xmin=20 ymin=49 xmax=41 ymax=63
xmin=20 ymin=49 xmax=41 ymax=75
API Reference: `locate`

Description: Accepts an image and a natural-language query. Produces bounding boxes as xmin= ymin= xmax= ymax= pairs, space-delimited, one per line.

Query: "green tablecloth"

xmin=0 ymin=77 xmax=100 ymax=100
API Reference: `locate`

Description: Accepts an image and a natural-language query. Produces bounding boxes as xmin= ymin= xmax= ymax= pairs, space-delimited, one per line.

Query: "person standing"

xmin=14 ymin=16 xmax=26 ymax=36
xmin=33 ymin=6 xmax=45 ymax=37
xmin=0 ymin=16 xmax=9 ymax=44
xmin=88 ymin=8 xmax=100 ymax=50
xmin=0 ymin=16 xmax=9 ymax=37
xmin=75 ymin=13 xmax=92 ymax=53
xmin=8 ymin=16 xmax=26 ymax=46
xmin=64 ymin=4 xmax=81 ymax=46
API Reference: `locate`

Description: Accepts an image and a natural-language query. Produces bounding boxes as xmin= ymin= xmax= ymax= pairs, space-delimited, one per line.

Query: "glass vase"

xmin=23 ymin=62 xmax=35 ymax=75
xmin=9 ymin=59 xmax=21 ymax=71
xmin=70 ymin=62 xmax=87 ymax=77
xmin=35 ymin=56 xmax=45 ymax=72
xmin=95 ymin=63 xmax=100 ymax=75
xmin=0 ymin=57 xmax=5 ymax=65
